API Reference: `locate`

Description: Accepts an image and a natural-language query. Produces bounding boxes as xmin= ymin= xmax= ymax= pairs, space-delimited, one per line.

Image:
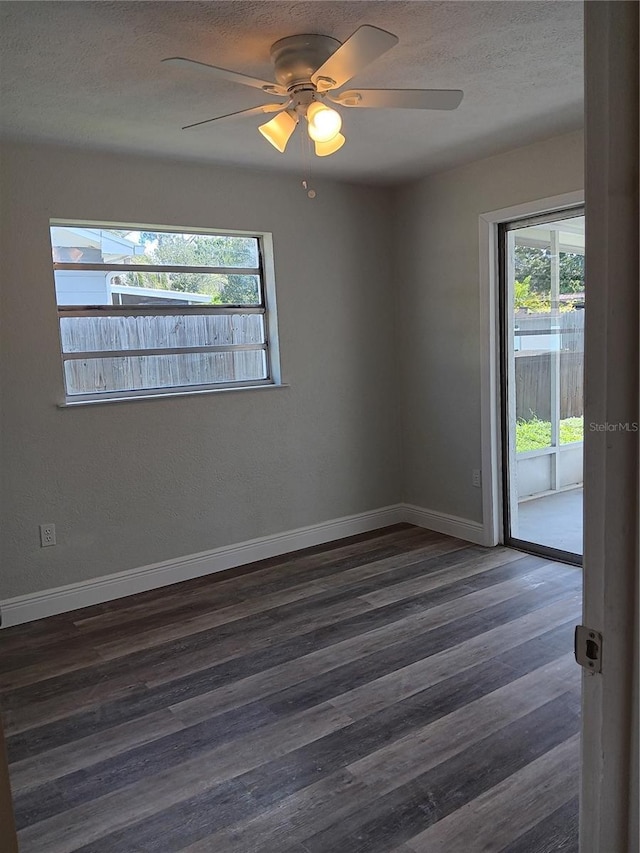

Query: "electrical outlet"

xmin=40 ymin=524 xmax=56 ymax=547
xmin=472 ymin=469 xmax=482 ymax=488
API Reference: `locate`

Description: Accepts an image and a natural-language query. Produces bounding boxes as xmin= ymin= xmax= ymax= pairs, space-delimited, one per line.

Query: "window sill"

xmin=57 ymin=383 xmax=289 ymax=408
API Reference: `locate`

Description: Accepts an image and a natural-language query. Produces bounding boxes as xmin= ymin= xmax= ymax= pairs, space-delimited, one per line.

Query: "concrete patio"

xmin=517 ymin=486 xmax=583 ymax=556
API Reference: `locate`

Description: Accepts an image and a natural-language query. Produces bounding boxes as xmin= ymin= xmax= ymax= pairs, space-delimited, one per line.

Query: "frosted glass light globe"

xmin=307 ymin=102 xmax=342 ymax=143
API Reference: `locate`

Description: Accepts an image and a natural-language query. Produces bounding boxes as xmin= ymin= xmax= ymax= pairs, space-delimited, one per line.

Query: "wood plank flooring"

xmin=0 ymin=524 xmax=582 ymax=852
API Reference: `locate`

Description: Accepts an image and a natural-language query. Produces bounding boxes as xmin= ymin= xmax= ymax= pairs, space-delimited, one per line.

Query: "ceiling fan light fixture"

xmin=167 ymin=25 xmax=464 ymax=162
xmin=306 ymin=101 xmax=342 ymax=143
xmin=258 ymin=110 xmax=297 ymax=152
xmin=314 ymin=132 xmax=346 ymax=157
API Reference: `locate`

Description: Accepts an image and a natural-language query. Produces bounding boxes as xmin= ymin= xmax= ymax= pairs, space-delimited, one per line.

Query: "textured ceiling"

xmin=0 ymin=1 xmax=583 ymax=184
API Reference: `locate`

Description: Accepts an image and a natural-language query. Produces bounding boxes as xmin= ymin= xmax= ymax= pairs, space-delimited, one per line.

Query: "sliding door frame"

xmin=498 ymin=207 xmax=584 ymax=566
xmin=478 ymin=190 xmax=584 ymax=549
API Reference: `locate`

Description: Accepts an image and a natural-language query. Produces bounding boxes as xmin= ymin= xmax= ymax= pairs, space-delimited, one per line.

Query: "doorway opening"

xmin=499 ymin=208 xmax=585 ymax=564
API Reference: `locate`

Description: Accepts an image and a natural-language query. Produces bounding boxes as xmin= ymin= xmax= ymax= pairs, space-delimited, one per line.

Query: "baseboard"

xmin=403 ymin=503 xmax=486 ymax=545
xmin=0 ymin=505 xmax=405 ymax=628
xmin=1 ymin=502 xmax=486 ymax=627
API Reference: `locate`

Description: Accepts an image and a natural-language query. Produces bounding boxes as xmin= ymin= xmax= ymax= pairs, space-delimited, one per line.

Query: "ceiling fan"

xmin=162 ymin=25 xmax=463 ymax=157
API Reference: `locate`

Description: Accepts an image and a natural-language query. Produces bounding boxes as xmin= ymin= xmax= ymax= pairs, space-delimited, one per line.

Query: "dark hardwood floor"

xmin=0 ymin=524 xmax=582 ymax=852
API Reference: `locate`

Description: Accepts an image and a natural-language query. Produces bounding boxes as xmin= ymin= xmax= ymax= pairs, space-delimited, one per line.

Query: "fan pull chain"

xmin=301 ymin=180 xmax=316 ymax=199
xmin=300 ymin=126 xmax=316 ymax=199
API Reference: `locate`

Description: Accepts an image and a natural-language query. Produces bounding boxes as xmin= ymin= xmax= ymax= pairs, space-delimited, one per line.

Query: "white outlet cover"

xmin=39 ymin=524 xmax=56 ymax=546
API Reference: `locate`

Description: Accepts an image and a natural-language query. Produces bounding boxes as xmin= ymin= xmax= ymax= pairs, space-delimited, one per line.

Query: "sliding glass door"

xmin=500 ymin=209 xmax=585 ymax=563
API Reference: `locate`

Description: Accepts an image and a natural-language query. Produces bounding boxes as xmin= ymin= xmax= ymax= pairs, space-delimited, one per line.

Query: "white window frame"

xmin=51 ymin=220 xmax=282 ymax=405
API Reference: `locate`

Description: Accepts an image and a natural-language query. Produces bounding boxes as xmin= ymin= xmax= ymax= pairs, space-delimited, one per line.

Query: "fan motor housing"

xmin=270 ymin=34 xmax=341 ymax=89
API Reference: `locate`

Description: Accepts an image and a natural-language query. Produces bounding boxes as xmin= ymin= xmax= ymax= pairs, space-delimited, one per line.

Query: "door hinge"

xmin=574 ymin=625 xmax=602 ymax=674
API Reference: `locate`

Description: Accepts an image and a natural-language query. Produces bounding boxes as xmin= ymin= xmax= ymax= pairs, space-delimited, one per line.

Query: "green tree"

xmin=558 ymin=252 xmax=585 ymax=293
xmin=514 ymin=276 xmax=550 ymax=312
xmin=514 ymin=275 xmax=578 ymax=313
xmin=119 ymin=231 xmax=259 ymax=303
xmin=514 ymin=245 xmax=584 ymax=295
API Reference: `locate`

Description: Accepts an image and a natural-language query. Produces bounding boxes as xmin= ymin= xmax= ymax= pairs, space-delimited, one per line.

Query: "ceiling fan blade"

xmin=331 ymin=88 xmax=464 ymax=110
xmin=182 ymin=103 xmax=287 ymax=130
xmin=310 ymin=25 xmax=398 ymax=91
xmin=162 ymin=57 xmax=287 ymax=96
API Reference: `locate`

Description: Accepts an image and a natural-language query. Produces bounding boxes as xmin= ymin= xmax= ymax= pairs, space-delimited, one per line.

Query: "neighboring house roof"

xmin=111 ymin=284 xmax=211 ymax=305
xmin=50 ymin=225 xmax=144 ymax=263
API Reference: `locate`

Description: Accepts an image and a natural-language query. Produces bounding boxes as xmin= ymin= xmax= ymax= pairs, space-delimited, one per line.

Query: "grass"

xmin=516 ymin=416 xmax=583 ymax=452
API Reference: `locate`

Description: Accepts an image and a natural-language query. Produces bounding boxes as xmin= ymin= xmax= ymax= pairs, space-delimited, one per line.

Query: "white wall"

xmin=0 ymin=141 xmax=401 ymax=600
xmin=0 ymin=131 xmax=586 ymax=604
xmin=393 ymin=130 xmax=584 ymax=522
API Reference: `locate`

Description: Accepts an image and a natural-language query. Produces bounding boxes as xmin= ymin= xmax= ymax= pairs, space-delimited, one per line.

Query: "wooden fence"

xmin=515 ymin=352 xmax=584 ymax=420
xmin=514 ymin=311 xmax=584 ymax=421
xmin=60 ymin=313 xmax=267 ymax=394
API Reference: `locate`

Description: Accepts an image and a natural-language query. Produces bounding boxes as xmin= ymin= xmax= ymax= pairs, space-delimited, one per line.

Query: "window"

xmin=50 ymin=222 xmax=280 ymax=403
